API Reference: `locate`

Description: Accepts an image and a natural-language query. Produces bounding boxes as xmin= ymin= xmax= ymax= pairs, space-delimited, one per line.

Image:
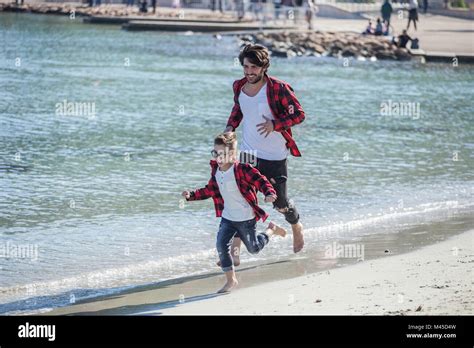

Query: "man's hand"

xmin=181 ymin=191 xmax=191 ymax=199
xmin=256 ymin=116 xmax=274 ymax=138
xmin=224 ymin=126 xmax=234 ymax=133
xmin=264 ymin=194 xmax=277 ymax=203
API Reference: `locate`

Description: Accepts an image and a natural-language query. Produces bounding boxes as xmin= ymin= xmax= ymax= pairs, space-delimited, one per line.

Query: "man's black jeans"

xmin=240 ymin=152 xmax=300 ymax=225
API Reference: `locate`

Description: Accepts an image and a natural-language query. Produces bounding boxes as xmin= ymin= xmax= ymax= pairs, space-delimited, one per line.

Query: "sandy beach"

xmin=45 ymin=226 xmax=473 ymax=316
xmin=137 ymin=230 xmax=474 ymax=315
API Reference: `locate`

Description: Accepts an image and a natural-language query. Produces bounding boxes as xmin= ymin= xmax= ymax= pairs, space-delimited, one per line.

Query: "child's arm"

xmin=182 ymin=178 xmax=214 ymax=201
xmin=241 ymin=164 xmax=277 ymax=200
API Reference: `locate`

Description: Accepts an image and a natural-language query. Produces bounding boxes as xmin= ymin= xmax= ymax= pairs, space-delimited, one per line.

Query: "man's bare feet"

xmin=267 ymin=221 xmax=287 ymax=237
xmin=216 ymin=256 xmax=240 ymax=267
xmin=291 ymin=222 xmax=304 ymax=253
xmin=217 ymin=278 xmax=238 ymax=293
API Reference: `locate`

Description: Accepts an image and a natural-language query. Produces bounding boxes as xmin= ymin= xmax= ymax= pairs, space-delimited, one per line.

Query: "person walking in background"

xmin=422 ymin=0 xmax=428 ymax=13
xmin=211 ymin=0 xmax=224 ymax=13
xmin=273 ymin=0 xmax=282 ymax=20
xmin=407 ymin=0 xmax=419 ymax=31
xmin=236 ymin=0 xmax=245 ymax=20
xmin=304 ymin=0 xmax=318 ymax=30
xmin=381 ymin=0 xmax=393 ymax=30
xmin=139 ymin=0 xmax=148 ymax=12
xmin=172 ymin=0 xmax=181 ymax=9
xmin=250 ymin=0 xmax=263 ymax=21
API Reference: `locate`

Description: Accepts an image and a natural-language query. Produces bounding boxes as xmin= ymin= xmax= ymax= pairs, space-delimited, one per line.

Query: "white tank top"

xmin=239 ymin=83 xmax=289 ymax=161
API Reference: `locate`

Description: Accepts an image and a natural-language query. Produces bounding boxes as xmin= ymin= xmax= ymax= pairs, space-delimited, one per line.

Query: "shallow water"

xmin=0 ymin=12 xmax=473 ymax=313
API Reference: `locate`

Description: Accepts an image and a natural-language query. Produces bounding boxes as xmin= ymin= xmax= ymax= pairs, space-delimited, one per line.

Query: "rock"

xmin=260 ymin=39 xmax=274 ymax=49
xmin=310 ymin=43 xmax=325 ymax=54
xmin=342 ymin=45 xmax=358 ymax=57
xmin=255 ymin=33 xmax=265 ymax=42
xmin=395 ymin=48 xmax=412 ymax=61
xmin=239 ymin=35 xmax=254 ymax=42
xmin=271 ymin=48 xmax=288 ymax=58
xmin=296 ymin=46 xmax=306 ymax=55
xmin=376 ymin=50 xmax=396 ymax=60
xmin=287 ymin=50 xmax=297 ymax=58
xmin=370 ymin=43 xmax=386 ymax=52
xmin=342 ymin=48 xmax=356 ymax=57
xmin=329 ymin=44 xmax=342 ymax=56
xmin=337 ymin=38 xmax=349 ymax=46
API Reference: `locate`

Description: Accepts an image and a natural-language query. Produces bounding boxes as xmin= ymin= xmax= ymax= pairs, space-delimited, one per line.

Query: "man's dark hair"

xmin=238 ymin=44 xmax=270 ymax=72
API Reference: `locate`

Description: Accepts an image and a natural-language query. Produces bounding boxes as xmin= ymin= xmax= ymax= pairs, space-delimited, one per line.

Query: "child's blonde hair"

xmin=214 ymin=132 xmax=237 ymax=151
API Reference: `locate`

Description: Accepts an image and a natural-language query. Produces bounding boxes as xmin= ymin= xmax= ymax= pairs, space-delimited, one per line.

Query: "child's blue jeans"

xmin=216 ymin=217 xmax=269 ymax=272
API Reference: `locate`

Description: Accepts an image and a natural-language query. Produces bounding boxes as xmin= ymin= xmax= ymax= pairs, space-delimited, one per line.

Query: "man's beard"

xmin=247 ymin=73 xmax=263 ymax=84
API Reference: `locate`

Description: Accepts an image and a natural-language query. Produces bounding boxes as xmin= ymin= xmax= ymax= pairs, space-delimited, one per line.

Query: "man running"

xmin=223 ymin=43 xmax=306 ymax=264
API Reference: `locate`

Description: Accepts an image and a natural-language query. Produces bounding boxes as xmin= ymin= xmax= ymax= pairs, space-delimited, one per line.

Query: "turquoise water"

xmin=0 ymin=12 xmax=473 ymax=313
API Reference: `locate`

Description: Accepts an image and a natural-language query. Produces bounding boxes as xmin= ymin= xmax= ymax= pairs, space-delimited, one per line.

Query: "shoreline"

xmin=37 ymin=211 xmax=474 ymax=316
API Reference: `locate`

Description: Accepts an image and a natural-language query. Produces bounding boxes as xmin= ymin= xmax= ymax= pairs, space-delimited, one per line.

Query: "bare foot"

xmin=216 ymin=256 xmax=240 ymax=267
xmin=267 ymin=221 xmax=287 ymax=237
xmin=291 ymin=222 xmax=304 ymax=253
xmin=217 ymin=279 xmax=238 ymax=293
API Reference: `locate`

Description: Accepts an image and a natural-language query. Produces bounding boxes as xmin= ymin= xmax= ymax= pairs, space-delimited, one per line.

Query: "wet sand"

xmin=45 ymin=213 xmax=473 ymax=315
xmin=150 ymin=229 xmax=472 ymax=315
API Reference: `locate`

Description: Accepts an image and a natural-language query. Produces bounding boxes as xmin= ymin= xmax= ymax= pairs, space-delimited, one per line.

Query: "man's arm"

xmin=272 ymin=83 xmax=306 ymax=132
xmin=225 ymin=81 xmax=243 ymax=132
xmin=226 ymin=103 xmax=243 ymax=132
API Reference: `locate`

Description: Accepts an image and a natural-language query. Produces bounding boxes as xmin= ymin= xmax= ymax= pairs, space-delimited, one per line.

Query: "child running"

xmin=182 ymin=132 xmax=286 ymax=293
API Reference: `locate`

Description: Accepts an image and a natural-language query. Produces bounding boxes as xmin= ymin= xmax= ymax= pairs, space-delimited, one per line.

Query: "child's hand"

xmin=265 ymin=194 xmax=277 ymax=203
xmin=181 ymin=191 xmax=191 ymax=199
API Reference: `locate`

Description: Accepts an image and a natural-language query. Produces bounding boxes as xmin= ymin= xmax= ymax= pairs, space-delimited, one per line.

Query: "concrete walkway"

xmin=311 ymin=13 xmax=474 ymax=55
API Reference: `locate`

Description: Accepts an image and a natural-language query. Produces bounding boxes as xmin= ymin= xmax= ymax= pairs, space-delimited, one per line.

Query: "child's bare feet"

xmin=217 ymin=278 xmax=238 ymax=293
xmin=267 ymin=221 xmax=287 ymax=237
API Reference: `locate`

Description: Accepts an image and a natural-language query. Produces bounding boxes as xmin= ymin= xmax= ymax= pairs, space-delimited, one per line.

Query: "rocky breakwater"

xmin=239 ymin=31 xmax=412 ymax=61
